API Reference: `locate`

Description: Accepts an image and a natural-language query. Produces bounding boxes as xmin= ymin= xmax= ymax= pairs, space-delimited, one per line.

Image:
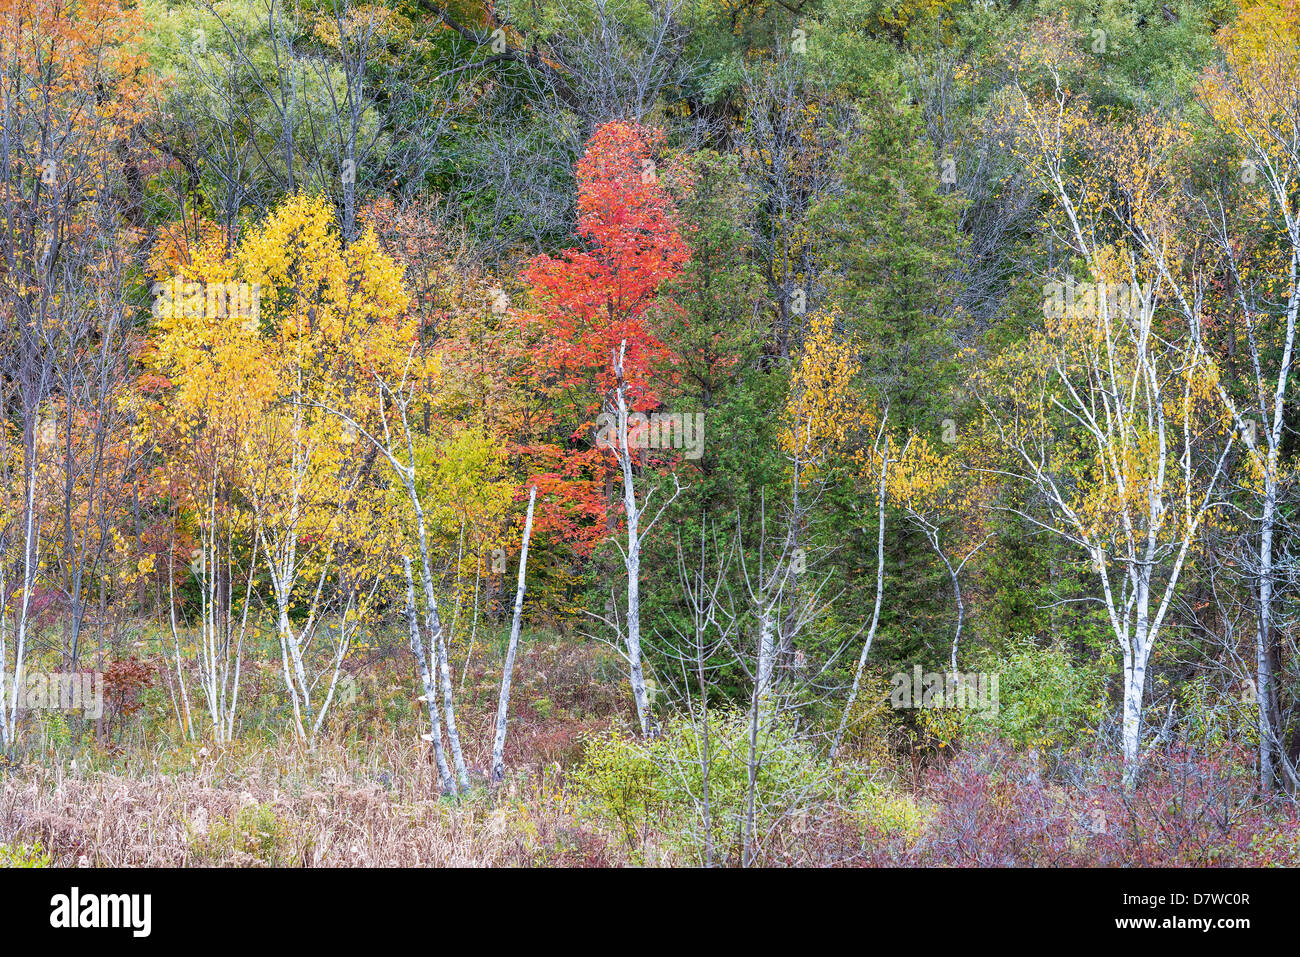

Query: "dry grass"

xmin=0 ymin=735 xmax=621 ymax=867
xmin=0 ymin=631 xmax=636 ymax=867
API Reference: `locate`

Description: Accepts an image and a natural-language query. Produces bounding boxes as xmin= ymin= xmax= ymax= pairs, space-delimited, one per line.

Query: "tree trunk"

xmin=1256 ymin=486 xmax=1280 ymax=792
xmin=614 ymin=353 xmax=651 ymax=735
xmin=832 ymin=432 xmax=889 ymax=760
xmin=492 ymin=487 xmax=536 ymax=783
xmin=404 ymin=555 xmax=455 ymax=795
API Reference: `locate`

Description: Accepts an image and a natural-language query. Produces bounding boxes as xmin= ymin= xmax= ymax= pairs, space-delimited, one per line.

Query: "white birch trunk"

xmin=492 ymin=487 xmax=536 ymax=783
xmin=316 ymin=384 xmax=472 ymax=789
xmin=2 ymin=472 xmax=39 ymax=748
xmin=1256 ymin=487 xmax=1279 ymax=790
xmin=404 ymin=555 xmax=455 ymax=795
xmin=754 ymin=599 xmax=777 ymax=709
xmin=613 ymin=344 xmax=652 ymax=736
xmin=832 ymin=429 xmax=889 ymax=759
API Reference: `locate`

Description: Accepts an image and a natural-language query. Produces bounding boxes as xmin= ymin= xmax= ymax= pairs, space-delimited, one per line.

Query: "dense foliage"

xmin=2 ymin=0 xmax=1300 ymax=866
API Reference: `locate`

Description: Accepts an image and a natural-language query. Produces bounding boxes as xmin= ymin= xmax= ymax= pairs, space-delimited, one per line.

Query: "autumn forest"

xmin=1 ymin=0 xmax=1299 ymax=872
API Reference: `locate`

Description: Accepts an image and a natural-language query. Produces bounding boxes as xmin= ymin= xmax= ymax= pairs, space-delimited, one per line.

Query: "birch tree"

xmin=779 ymin=309 xmax=888 ymax=759
xmin=165 ymin=499 xmax=259 ymax=744
xmin=319 ymin=344 xmax=473 ymax=791
xmin=891 ymin=434 xmax=992 ymax=673
xmin=593 ymin=341 xmax=682 ymax=735
xmin=972 ymin=252 xmax=1233 ymax=781
xmin=1004 ymin=71 xmax=1239 ymax=780
xmin=0 ymin=0 xmax=146 ymax=748
xmin=1185 ymin=1 xmax=1300 ymax=791
xmin=491 ymin=486 xmax=536 ymax=784
xmin=655 ymin=518 xmax=742 ymax=865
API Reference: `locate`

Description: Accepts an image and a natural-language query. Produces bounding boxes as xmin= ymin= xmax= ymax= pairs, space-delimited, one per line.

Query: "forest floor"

xmin=1 ymin=634 xmax=1298 ymax=867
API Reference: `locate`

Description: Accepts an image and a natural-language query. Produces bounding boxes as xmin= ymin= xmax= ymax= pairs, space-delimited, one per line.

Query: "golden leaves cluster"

xmin=781 ymin=309 xmax=874 ymax=482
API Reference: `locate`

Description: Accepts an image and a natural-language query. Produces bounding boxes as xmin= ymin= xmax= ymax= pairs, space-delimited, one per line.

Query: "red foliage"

xmin=871 ymin=743 xmax=1297 ymax=867
xmin=101 ymin=657 xmax=157 ymax=741
xmin=781 ymin=742 xmax=1300 ymax=867
xmin=519 ymin=121 xmax=691 ymax=554
xmin=522 ymin=121 xmax=690 ymax=412
xmin=103 ymin=657 xmax=155 ymax=717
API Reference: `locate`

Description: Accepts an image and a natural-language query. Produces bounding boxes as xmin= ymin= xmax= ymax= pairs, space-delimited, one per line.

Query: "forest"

xmin=0 ymin=0 xmax=1298 ymax=870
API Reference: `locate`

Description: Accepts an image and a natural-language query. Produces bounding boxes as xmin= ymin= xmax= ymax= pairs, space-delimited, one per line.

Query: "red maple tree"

xmin=518 ymin=120 xmax=691 ymax=553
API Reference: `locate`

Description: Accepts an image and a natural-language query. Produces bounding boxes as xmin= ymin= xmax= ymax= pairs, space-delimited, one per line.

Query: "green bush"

xmin=531 ymin=695 xmax=555 ymax=722
xmin=189 ymin=802 xmax=290 ymax=866
xmin=851 ymin=783 xmax=931 ymax=845
xmin=972 ymin=637 xmax=1104 ymax=752
xmin=39 ymin=709 xmax=72 ymax=750
xmin=571 ymin=711 xmax=833 ymax=864
xmin=0 ymin=841 xmax=53 ymax=867
xmin=832 ymin=669 xmax=900 ymax=768
xmin=568 ymin=727 xmax=659 ymax=852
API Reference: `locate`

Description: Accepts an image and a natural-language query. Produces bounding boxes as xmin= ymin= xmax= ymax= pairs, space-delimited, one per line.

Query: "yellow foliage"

xmin=782 ymin=309 xmax=873 ymax=480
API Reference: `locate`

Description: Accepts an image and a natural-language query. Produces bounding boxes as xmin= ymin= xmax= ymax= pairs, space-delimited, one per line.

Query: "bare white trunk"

xmin=492 ymin=487 xmax=536 ymax=783
xmin=754 ymin=601 xmax=777 ymax=707
xmin=2 ymin=471 xmax=39 ymax=746
xmin=406 ymin=491 xmax=469 ymax=790
xmin=946 ymin=556 xmax=964 ymax=675
xmin=1122 ymin=646 xmax=1147 ymax=783
xmin=1121 ymin=566 xmax=1155 ymax=785
xmin=404 ymin=555 xmax=455 ymax=795
xmin=1257 ymin=488 xmax=1279 ymax=790
xmin=171 ymin=488 xmax=255 ymax=746
xmin=167 ymin=564 xmax=194 ymax=741
xmin=832 ymin=430 xmax=889 ymax=760
xmin=613 ymin=344 xmax=652 ymax=736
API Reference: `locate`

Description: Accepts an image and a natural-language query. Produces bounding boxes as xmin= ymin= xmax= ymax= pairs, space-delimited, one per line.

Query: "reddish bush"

xmin=780 ymin=741 xmax=1299 ymax=868
xmin=101 ymin=657 xmax=157 ymax=739
xmin=877 ymin=742 xmax=1298 ymax=867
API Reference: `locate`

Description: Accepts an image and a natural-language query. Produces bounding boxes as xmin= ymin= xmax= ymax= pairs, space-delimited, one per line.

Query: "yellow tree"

xmin=235 ymin=194 xmax=407 ymax=745
xmin=781 ymin=310 xmax=891 ymax=760
xmin=971 ymin=246 xmax=1233 ymax=783
xmin=1000 ymin=46 xmax=1241 ymax=781
xmin=1192 ymin=0 xmax=1300 ymax=791
xmin=890 ymin=433 xmax=990 ymax=674
xmin=142 ymin=223 xmax=273 ymax=743
xmin=304 ymin=197 xmax=506 ymax=793
xmin=146 ymin=195 xmax=411 ymax=746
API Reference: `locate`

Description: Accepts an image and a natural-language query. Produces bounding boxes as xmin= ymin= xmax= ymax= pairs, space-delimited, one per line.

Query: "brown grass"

xmin=0 ymin=735 xmax=621 ymax=867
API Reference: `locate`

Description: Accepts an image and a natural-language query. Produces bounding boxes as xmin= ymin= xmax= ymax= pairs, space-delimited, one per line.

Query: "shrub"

xmin=38 ymin=709 xmax=72 ymax=751
xmin=103 ymin=657 xmax=156 ymax=729
xmin=832 ymin=669 xmax=899 ymax=768
xmin=851 ymin=783 xmax=932 ymax=845
xmin=188 ymin=802 xmax=291 ymax=866
xmin=0 ymin=841 xmax=53 ymax=867
xmin=571 ymin=711 xmax=834 ymax=864
xmin=972 ymin=637 xmax=1103 ymax=752
xmin=568 ymin=727 xmax=659 ymax=852
xmin=864 ymin=741 xmax=1300 ymax=867
xmin=1177 ymin=674 xmax=1258 ymax=750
